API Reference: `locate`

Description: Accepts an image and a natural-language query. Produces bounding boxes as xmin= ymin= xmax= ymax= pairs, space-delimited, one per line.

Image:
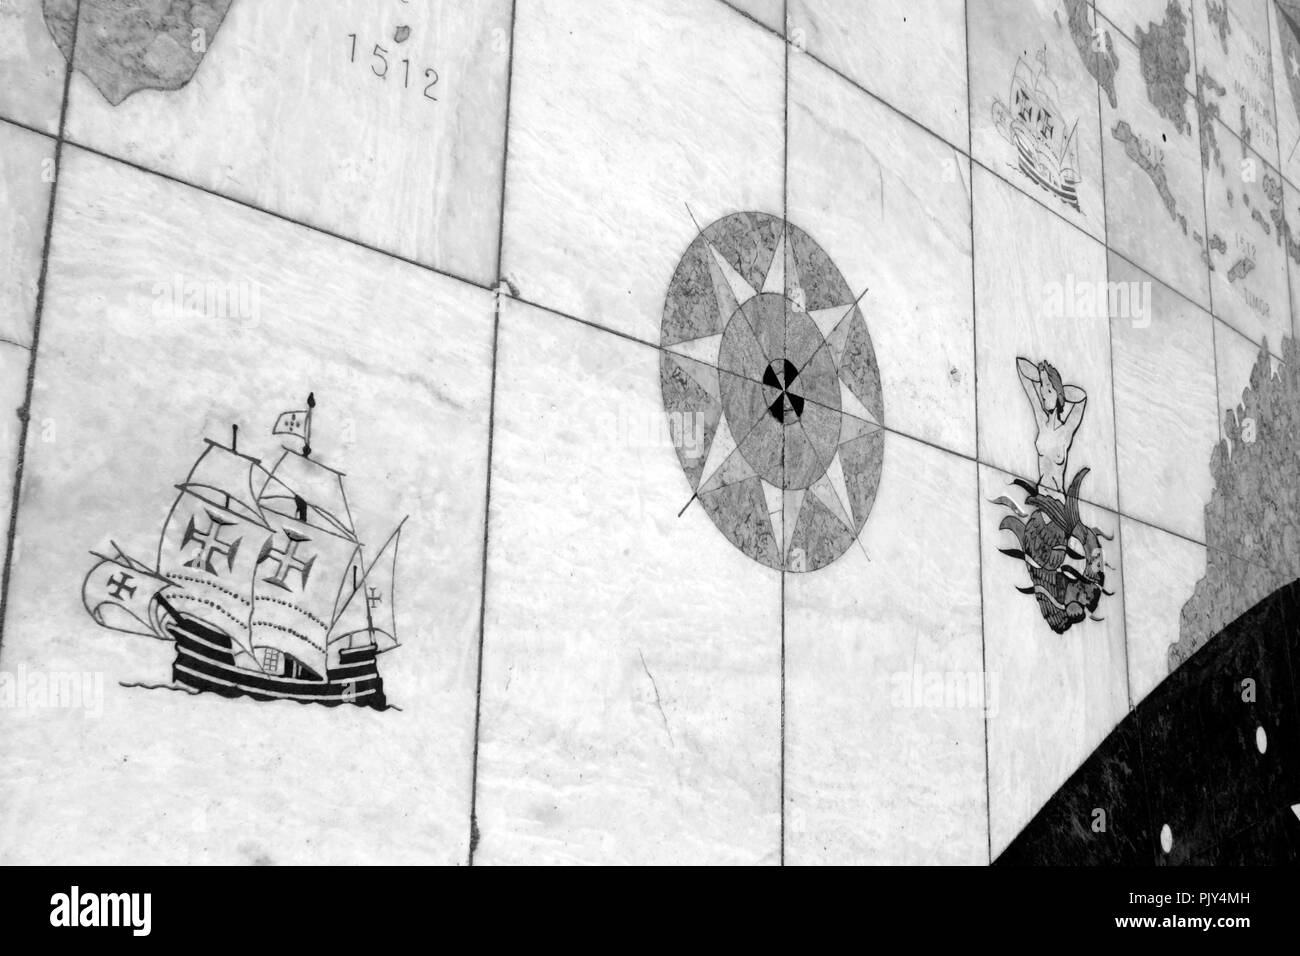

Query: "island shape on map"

xmin=43 ymin=0 xmax=233 ymax=106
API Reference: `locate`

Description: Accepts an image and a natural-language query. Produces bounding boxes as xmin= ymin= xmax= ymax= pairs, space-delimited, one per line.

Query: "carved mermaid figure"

xmin=1017 ymin=356 xmax=1087 ymax=499
xmin=993 ymin=357 xmax=1110 ymax=634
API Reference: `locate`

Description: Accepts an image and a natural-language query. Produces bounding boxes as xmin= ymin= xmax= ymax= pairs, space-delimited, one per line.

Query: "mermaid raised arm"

xmin=1017 ymin=356 xmax=1047 ymax=426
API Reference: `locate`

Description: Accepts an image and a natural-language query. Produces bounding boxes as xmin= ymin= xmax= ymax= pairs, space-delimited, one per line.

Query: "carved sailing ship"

xmin=82 ymin=395 xmax=404 ymax=709
xmin=993 ymin=48 xmax=1083 ymax=212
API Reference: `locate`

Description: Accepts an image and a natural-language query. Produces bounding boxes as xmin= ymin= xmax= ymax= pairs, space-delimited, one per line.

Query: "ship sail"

xmin=82 ymin=554 xmax=173 ymax=640
xmin=257 ymin=449 xmax=356 ymax=540
xmin=328 ymin=520 xmax=404 ymax=660
xmin=157 ymin=442 xmax=273 ymax=663
xmin=249 ymin=450 xmax=363 ymax=679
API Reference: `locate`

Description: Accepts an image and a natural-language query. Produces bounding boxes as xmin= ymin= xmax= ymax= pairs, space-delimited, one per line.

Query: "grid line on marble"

xmin=467 ymin=0 xmax=518 ymax=869
xmin=0 ymin=0 xmax=81 ymax=641
xmin=964 ymin=0 xmax=995 ymax=867
xmin=779 ymin=0 xmax=789 ymax=868
xmin=1094 ymin=1 xmax=1135 ymax=713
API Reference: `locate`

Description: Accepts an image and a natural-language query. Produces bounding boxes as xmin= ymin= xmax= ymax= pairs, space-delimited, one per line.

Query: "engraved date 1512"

xmin=346 ymin=31 xmax=439 ymax=102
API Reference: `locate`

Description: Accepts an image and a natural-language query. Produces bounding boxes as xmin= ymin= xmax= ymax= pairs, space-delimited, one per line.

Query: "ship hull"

xmin=168 ymin=618 xmax=387 ymax=709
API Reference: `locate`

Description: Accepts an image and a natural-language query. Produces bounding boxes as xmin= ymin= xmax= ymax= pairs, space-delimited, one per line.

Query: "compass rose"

xmin=660 ymin=212 xmax=886 ymax=572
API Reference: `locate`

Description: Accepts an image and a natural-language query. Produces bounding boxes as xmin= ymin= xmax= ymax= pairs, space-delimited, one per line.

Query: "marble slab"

xmin=1097 ymin=8 xmax=1210 ymax=308
xmin=979 ymin=461 xmax=1129 ymax=858
xmin=1121 ymin=516 xmax=1209 ymax=705
xmin=473 ymin=297 xmax=782 ymax=865
xmin=0 ymin=0 xmax=68 ymax=134
xmin=788 ymin=0 xmax=969 ymax=148
xmin=60 ymin=0 xmax=513 ymax=286
xmin=973 ymin=164 xmax=1120 ymax=512
xmin=0 ymin=147 xmax=494 ymax=864
xmin=1192 ymin=0 xmax=1279 ymax=170
xmin=1202 ymin=117 xmax=1291 ymax=348
xmin=499 ymin=0 xmax=784 ymax=344
xmin=968 ymin=0 xmax=1108 ymax=241
xmin=1109 ymin=255 xmax=1219 ymax=543
xmin=785 ymin=432 xmax=987 ymax=865
xmin=0 ymin=119 xmax=54 ymax=348
xmin=786 ymin=53 xmax=976 ymax=458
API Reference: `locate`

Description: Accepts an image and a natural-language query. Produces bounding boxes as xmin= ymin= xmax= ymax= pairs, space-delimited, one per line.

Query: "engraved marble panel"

xmin=0 ymin=148 xmax=494 ymax=864
xmin=61 ymin=0 xmax=513 ymax=286
xmin=968 ymin=0 xmax=1108 ymax=240
xmin=1202 ymin=120 xmax=1291 ymax=348
xmin=980 ymin=462 xmax=1129 ymax=858
xmin=1098 ymin=9 xmax=1210 ymax=308
xmin=974 ymin=165 xmax=1120 ymax=512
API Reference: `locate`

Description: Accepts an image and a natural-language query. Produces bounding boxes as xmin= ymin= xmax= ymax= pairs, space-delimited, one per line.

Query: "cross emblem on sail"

xmin=181 ymin=511 xmax=243 ymax=575
xmin=80 ymin=395 xmax=408 ymax=709
xmin=257 ymin=529 xmax=316 ymax=592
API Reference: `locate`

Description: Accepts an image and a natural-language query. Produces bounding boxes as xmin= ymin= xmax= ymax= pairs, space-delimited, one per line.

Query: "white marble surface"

xmin=0 ymin=0 xmax=67 ymax=134
xmin=62 ymin=0 xmax=513 ymax=286
xmin=0 ymin=0 xmax=1296 ymax=867
xmin=474 ymin=298 xmax=782 ymax=865
xmin=1110 ymin=255 xmax=1219 ymax=542
xmin=0 ymin=119 xmax=53 ymax=348
xmin=785 ymin=432 xmax=987 ymax=865
xmin=0 ymin=148 xmax=494 ymax=864
xmin=787 ymin=53 xmax=976 ymax=457
xmin=789 ymin=0 xmax=969 ymax=148
xmin=499 ymin=0 xmax=784 ymax=343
